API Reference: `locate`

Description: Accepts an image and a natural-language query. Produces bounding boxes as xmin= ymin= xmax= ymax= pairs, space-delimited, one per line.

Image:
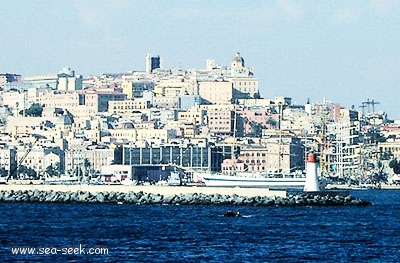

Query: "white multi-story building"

xmin=57 ymin=67 xmax=83 ymax=91
xmin=108 ymin=99 xmax=150 ymax=115
xmin=24 ymin=67 xmax=82 ymax=91
xmin=2 ymin=90 xmax=26 ymax=115
xmin=121 ymin=79 xmax=154 ymax=99
xmin=64 ymin=147 xmax=116 ymax=174
xmin=177 ymin=107 xmax=206 ymax=126
xmin=16 ymin=146 xmax=64 ymax=178
xmin=40 ymin=90 xmax=126 ymax=118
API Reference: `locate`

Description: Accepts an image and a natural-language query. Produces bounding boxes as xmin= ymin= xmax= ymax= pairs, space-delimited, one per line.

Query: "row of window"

xmin=209 ymin=121 xmax=231 ymax=125
xmin=245 ymin=159 xmax=266 ymax=164
xmin=209 ymin=117 xmax=232 ymax=120
xmin=237 ymin=81 xmax=256 ymax=86
xmin=179 ymin=114 xmax=201 ymax=118
xmin=238 ymin=88 xmax=257 ymax=93
xmin=223 ymin=166 xmax=268 ymax=171
xmin=243 ymin=152 xmax=267 ymax=157
xmin=209 ymin=112 xmax=230 ymax=116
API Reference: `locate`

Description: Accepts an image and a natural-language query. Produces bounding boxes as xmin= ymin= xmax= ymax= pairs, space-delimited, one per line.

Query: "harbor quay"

xmin=0 ymin=184 xmax=370 ymax=206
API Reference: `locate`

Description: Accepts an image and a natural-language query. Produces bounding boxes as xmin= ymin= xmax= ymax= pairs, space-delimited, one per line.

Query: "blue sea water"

xmin=0 ymin=190 xmax=399 ymax=263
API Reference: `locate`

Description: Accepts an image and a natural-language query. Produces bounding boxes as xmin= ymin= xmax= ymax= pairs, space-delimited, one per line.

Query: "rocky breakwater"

xmin=0 ymin=189 xmax=371 ymax=206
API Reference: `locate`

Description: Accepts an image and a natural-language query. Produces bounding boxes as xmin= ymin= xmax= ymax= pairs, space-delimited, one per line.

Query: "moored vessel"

xmin=201 ymin=173 xmax=306 ymax=189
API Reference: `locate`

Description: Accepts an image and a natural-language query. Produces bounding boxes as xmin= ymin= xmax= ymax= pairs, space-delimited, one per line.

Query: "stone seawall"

xmin=0 ymin=185 xmax=371 ymax=206
xmin=0 ymin=184 xmax=286 ymax=198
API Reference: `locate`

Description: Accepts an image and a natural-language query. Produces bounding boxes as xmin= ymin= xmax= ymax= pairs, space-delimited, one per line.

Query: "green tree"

xmin=19 ymin=103 xmax=44 ymax=117
xmin=45 ymin=162 xmax=60 ymax=177
xmin=250 ymin=121 xmax=263 ymax=138
xmin=0 ymin=167 xmax=8 ymax=177
xmin=83 ymin=158 xmax=93 ymax=178
xmin=266 ymin=118 xmax=277 ymax=127
xmin=18 ymin=165 xmax=38 ymax=179
xmin=389 ymin=159 xmax=400 ymax=174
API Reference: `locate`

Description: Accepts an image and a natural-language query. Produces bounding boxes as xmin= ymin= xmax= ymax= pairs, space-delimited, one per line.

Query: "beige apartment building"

xmin=228 ymin=77 xmax=259 ymax=99
xmin=152 ymin=96 xmax=179 ymax=108
xmin=109 ymin=126 xmax=177 ymax=143
xmin=154 ymin=77 xmax=198 ymax=97
xmin=198 ymin=80 xmax=233 ymax=105
xmin=177 ymin=107 xmax=206 ymax=126
xmin=108 ymin=99 xmax=150 ymax=115
xmin=207 ymin=109 xmax=235 ymax=137
xmin=41 ymin=90 xmax=126 ymax=117
xmin=239 ymin=137 xmax=304 ymax=173
xmin=64 ymin=147 xmax=116 ymax=174
xmin=236 ymin=107 xmax=268 ymax=135
xmin=121 ymin=80 xmax=154 ymax=99
xmin=16 ymin=147 xmax=63 ymax=178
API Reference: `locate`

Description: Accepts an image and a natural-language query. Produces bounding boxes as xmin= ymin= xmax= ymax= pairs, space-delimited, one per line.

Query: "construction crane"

xmin=6 ymin=134 xmax=43 ymax=182
xmin=359 ymin=102 xmax=367 ymax=117
xmin=362 ymin=97 xmax=380 ymax=114
xmin=370 ymin=98 xmax=380 ymax=113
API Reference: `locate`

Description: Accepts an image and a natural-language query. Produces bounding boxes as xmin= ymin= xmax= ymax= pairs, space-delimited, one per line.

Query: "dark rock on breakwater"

xmin=0 ymin=190 xmax=371 ymax=206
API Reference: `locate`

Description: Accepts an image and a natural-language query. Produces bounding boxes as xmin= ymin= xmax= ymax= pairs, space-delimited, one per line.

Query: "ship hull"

xmin=201 ymin=174 xmax=306 ymax=189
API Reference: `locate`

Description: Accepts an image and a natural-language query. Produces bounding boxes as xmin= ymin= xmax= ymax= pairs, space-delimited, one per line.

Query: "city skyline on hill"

xmin=1 ymin=1 xmax=400 ymax=119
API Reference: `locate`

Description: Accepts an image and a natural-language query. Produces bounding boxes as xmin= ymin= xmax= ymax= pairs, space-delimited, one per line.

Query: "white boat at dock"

xmin=199 ymin=153 xmax=326 ymax=190
xmin=200 ymin=172 xmax=306 ymax=189
xmin=44 ymin=175 xmax=80 ymax=185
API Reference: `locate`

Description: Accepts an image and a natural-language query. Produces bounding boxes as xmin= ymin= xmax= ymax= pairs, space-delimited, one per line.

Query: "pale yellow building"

xmin=177 ymin=108 xmax=206 ymax=126
xmin=153 ymin=96 xmax=179 ymax=108
xmin=121 ymin=80 xmax=154 ymax=99
xmin=241 ymin=137 xmax=304 ymax=173
xmin=41 ymin=90 xmax=126 ymax=117
xmin=121 ymin=80 xmax=135 ymax=99
xmin=198 ymin=81 xmax=233 ymax=104
xmin=109 ymin=126 xmax=177 ymax=143
xmin=227 ymin=77 xmax=259 ymax=99
xmin=155 ymin=77 xmax=198 ymax=97
xmin=108 ymin=99 xmax=150 ymax=115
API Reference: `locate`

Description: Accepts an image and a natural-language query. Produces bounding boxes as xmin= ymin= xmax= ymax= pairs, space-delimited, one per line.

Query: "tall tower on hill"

xmin=145 ymin=53 xmax=161 ymax=73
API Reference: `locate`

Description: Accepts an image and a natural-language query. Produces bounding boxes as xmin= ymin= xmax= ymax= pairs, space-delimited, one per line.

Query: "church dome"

xmin=119 ymin=122 xmax=135 ymax=129
xmin=231 ymin=52 xmax=244 ymax=67
xmin=56 ymin=113 xmax=72 ymax=126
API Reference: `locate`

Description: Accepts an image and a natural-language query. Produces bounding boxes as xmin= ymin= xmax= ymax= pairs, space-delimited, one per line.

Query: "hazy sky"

xmin=1 ymin=0 xmax=400 ymax=118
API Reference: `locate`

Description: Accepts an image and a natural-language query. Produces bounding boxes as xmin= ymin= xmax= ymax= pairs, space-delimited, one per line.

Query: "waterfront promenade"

xmin=325 ymin=184 xmax=400 ymax=190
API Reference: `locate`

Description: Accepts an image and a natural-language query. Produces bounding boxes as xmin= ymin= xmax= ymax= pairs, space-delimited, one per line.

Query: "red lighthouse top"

xmin=306 ymin=153 xmax=318 ymax=163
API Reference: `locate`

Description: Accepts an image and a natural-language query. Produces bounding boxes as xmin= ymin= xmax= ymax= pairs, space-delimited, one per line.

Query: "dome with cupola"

xmin=119 ymin=121 xmax=135 ymax=129
xmin=231 ymin=52 xmax=245 ymax=68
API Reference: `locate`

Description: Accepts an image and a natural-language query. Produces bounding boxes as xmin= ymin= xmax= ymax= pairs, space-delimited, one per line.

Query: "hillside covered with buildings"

xmin=1 ymin=53 xmax=400 ymax=185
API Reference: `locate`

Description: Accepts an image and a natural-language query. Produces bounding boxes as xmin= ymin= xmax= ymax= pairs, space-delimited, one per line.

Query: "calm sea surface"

xmin=1 ymin=190 xmax=399 ymax=263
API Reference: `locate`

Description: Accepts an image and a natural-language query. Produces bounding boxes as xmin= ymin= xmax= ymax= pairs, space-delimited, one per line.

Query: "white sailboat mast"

xmin=232 ymin=104 xmax=237 ymax=174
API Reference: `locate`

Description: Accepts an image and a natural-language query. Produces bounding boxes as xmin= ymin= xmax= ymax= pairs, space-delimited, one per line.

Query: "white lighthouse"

xmin=303 ymin=153 xmax=320 ymax=192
